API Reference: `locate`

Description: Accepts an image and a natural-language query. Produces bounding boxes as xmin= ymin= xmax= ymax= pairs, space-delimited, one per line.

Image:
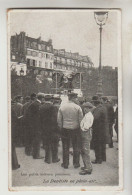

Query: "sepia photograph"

xmin=8 ymin=9 xmax=122 ymax=190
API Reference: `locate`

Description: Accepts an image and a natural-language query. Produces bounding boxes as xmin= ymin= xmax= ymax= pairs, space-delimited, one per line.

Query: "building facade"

xmin=10 ymin=32 xmax=117 ymax=98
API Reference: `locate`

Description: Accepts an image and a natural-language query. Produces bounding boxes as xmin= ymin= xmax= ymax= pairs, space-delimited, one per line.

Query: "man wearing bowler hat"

xmin=40 ymin=95 xmax=60 ymax=164
xmin=91 ymin=96 xmax=110 ymax=164
xmin=57 ymin=92 xmax=83 ymax=169
xmin=24 ymin=93 xmax=37 ymax=156
xmin=101 ymin=96 xmax=115 ymax=148
xmin=29 ymin=93 xmax=44 ymax=159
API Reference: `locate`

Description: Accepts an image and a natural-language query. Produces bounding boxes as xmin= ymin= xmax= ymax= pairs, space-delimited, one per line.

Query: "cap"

xmin=91 ymin=95 xmax=101 ymax=103
xmin=25 ymin=96 xmax=30 ymax=101
xmin=37 ymin=93 xmax=45 ymax=100
xmin=44 ymin=94 xmax=53 ymax=101
xmin=101 ymin=96 xmax=108 ymax=102
xmin=68 ymin=92 xmax=78 ymax=98
xmin=30 ymin=93 xmax=36 ymax=100
xmin=53 ymin=95 xmax=61 ymax=100
xmin=83 ymin=102 xmax=94 ymax=108
xmin=14 ymin=95 xmax=23 ymax=101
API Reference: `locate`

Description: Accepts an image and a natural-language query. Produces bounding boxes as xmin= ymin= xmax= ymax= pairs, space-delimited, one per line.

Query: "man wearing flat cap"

xmin=79 ymin=102 xmax=94 ymax=175
xmin=57 ymin=92 xmax=83 ymax=169
xmin=91 ymin=96 xmax=110 ymax=164
xmin=29 ymin=93 xmax=44 ymax=159
xmin=40 ymin=94 xmax=60 ymax=164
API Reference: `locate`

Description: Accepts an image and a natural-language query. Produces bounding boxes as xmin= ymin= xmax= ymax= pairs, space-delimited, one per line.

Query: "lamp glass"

xmin=94 ymin=12 xmax=108 ymax=25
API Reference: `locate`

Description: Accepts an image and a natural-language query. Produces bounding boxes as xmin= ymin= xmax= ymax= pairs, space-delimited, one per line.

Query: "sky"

xmin=9 ymin=9 xmax=121 ymax=68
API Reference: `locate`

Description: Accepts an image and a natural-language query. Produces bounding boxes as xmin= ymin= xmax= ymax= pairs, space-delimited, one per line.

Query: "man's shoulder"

xmin=17 ymin=102 xmax=23 ymax=107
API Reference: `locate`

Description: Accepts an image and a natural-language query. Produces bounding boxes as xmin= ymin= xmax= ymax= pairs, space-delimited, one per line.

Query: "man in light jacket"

xmin=57 ymin=92 xmax=83 ymax=169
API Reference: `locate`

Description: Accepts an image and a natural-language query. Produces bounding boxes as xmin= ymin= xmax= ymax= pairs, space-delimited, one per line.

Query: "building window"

xmin=54 ymin=64 xmax=57 ymax=69
xmin=41 ymin=44 xmax=45 ymax=50
xmin=39 ymin=52 xmax=42 ymax=58
xmin=42 ymin=53 xmax=45 ymax=58
xmin=39 ymin=61 xmax=42 ymax=67
xmin=30 ymin=59 xmax=33 ymax=66
xmin=45 ymin=62 xmax=48 ymax=68
xmin=45 ymin=71 xmax=48 ymax=76
xmin=38 ymin=44 xmax=41 ymax=50
xmin=49 ymin=72 xmax=52 ymax=77
xmin=27 ymin=50 xmax=31 ymax=56
xmin=50 ymin=62 xmax=52 ymax=69
xmin=54 ymin=57 xmax=57 ymax=62
xmin=46 ymin=54 xmax=48 ymax=59
xmin=41 ymin=70 xmax=45 ymax=75
xmin=27 ymin=58 xmax=30 ymax=66
xmin=32 ymin=51 xmax=37 ymax=57
xmin=33 ymin=60 xmax=36 ymax=67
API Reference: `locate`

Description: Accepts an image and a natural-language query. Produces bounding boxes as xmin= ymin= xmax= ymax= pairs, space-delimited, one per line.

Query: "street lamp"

xmin=94 ymin=11 xmax=108 ymax=96
xmin=20 ymin=68 xmax=24 ymax=95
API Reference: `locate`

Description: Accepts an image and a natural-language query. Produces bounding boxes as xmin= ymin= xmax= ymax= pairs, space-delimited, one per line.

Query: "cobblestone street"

xmin=12 ymin=134 xmax=119 ymax=187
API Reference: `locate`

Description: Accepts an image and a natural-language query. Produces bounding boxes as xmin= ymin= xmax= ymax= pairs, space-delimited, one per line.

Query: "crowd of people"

xmin=11 ymin=91 xmax=118 ymax=175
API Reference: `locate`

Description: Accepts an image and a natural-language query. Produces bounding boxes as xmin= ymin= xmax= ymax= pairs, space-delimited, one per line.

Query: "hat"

xmin=101 ymin=96 xmax=108 ymax=102
xmin=25 ymin=96 xmax=30 ymax=101
xmin=30 ymin=93 xmax=36 ymax=100
xmin=44 ymin=94 xmax=53 ymax=101
xmin=53 ymin=95 xmax=61 ymax=100
xmin=83 ymin=102 xmax=94 ymax=108
xmin=68 ymin=92 xmax=78 ymax=98
xmin=37 ymin=93 xmax=45 ymax=100
xmin=14 ymin=95 xmax=23 ymax=101
xmin=91 ymin=95 xmax=101 ymax=103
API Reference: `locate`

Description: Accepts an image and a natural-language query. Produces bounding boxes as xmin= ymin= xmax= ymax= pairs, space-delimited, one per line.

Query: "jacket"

xmin=28 ymin=100 xmax=42 ymax=135
xmin=57 ymin=101 xmax=83 ymax=130
xmin=92 ymin=104 xmax=110 ymax=144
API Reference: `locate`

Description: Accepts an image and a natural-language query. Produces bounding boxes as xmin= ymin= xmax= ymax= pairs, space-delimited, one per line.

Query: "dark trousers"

xmin=109 ymin=123 xmax=113 ymax=147
xmin=45 ymin=136 xmax=59 ymax=163
xmin=32 ymin=133 xmax=41 ymax=158
xmin=25 ymin=125 xmax=33 ymax=156
xmin=94 ymin=142 xmax=106 ymax=162
xmin=115 ymin=123 xmax=118 ymax=141
xmin=16 ymin=119 xmax=24 ymax=146
xmin=12 ymin=143 xmax=20 ymax=170
xmin=61 ymin=128 xmax=80 ymax=167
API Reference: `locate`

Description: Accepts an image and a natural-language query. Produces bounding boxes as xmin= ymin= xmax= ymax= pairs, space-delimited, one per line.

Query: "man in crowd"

xmin=79 ymin=102 xmax=94 ymax=175
xmin=29 ymin=93 xmax=44 ymax=159
xmin=92 ymin=96 xmax=110 ymax=164
xmin=40 ymin=95 xmax=60 ymax=164
xmin=114 ymin=103 xmax=118 ymax=142
xmin=11 ymin=101 xmax=20 ymax=170
xmin=57 ymin=92 xmax=83 ymax=169
xmin=24 ymin=93 xmax=37 ymax=155
xmin=12 ymin=95 xmax=24 ymax=146
xmin=101 ymin=97 xmax=115 ymax=148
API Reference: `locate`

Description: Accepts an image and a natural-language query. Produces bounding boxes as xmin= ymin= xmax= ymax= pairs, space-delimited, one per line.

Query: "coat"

xmin=92 ymin=104 xmax=110 ymax=144
xmin=28 ymin=100 xmax=42 ymax=136
xmin=40 ymin=102 xmax=57 ymax=138
xmin=104 ymin=102 xmax=115 ymax=124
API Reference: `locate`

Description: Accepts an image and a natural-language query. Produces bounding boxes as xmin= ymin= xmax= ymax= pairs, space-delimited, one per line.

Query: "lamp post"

xmin=20 ymin=68 xmax=24 ymax=95
xmin=94 ymin=11 xmax=108 ymax=96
